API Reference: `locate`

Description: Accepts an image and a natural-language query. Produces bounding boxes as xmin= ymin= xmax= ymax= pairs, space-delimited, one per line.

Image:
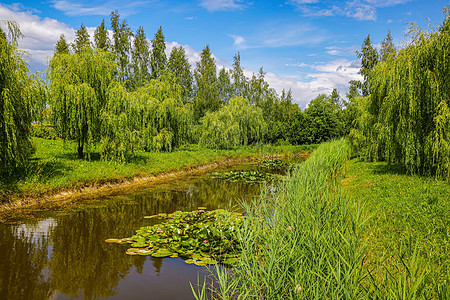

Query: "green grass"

xmin=200 ymin=139 xmax=365 ymax=299
xmin=193 ymin=141 xmax=449 ymax=299
xmin=0 ymin=138 xmax=316 ymax=203
xmin=342 ymin=159 xmax=449 ymax=298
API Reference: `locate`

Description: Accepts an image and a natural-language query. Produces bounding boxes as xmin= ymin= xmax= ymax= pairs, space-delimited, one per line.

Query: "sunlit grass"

xmin=342 ymin=159 xmax=449 ymax=298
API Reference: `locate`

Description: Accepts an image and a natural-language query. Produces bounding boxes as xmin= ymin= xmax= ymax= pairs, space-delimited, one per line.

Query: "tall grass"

xmin=195 ymin=139 xmax=442 ymax=299
xmin=201 ymin=139 xmax=367 ymax=299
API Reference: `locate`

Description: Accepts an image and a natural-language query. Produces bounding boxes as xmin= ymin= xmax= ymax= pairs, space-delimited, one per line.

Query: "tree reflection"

xmin=0 ymin=173 xmax=266 ymax=299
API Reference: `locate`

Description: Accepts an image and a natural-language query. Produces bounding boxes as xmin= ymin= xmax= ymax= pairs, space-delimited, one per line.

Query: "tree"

xmin=356 ymin=34 xmax=379 ymax=96
xmin=199 ymin=97 xmax=266 ymax=149
xmin=231 ymin=52 xmax=246 ymax=97
xmin=0 ymin=21 xmax=34 ymax=171
xmin=55 ymin=34 xmax=70 ymax=54
xmin=303 ymin=94 xmax=343 ymax=143
xmin=193 ymin=45 xmax=220 ymax=121
xmin=380 ymin=31 xmax=396 ymax=61
xmin=131 ymin=26 xmax=150 ymax=88
xmin=110 ymin=10 xmax=132 ymax=84
xmin=351 ymin=14 xmax=450 ymax=179
xmin=167 ymin=46 xmax=193 ymax=102
xmin=217 ymin=67 xmax=232 ymax=103
xmin=94 ymin=19 xmax=110 ymax=51
xmin=150 ymin=27 xmax=167 ymax=79
xmin=49 ymin=48 xmax=116 ymax=158
xmin=73 ymin=24 xmax=91 ymax=53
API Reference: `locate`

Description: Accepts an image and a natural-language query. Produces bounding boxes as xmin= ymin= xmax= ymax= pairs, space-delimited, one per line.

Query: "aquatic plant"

xmin=106 ymin=209 xmax=242 ymax=266
xmin=212 ymin=170 xmax=274 ymax=182
xmin=256 ymin=159 xmax=287 ymax=169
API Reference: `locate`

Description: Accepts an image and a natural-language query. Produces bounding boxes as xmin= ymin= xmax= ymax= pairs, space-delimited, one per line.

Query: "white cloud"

xmin=51 ymin=0 xmax=155 ymax=17
xmin=199 ymin=0 xmax=247 ymax=12
xmin=264 ymin=59 xmax=362 ymax=108
xmin=229 ymin=34 xmax=245 ymax=47
xmin=0 ymin=4 xmax=76 ymax=70
xmin=288 ymin=0 xmax=412 ymax=21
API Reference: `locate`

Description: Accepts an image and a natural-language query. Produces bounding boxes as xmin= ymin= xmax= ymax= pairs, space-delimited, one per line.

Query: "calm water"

xmin=0 ymin=161 xmax=293 ymax=300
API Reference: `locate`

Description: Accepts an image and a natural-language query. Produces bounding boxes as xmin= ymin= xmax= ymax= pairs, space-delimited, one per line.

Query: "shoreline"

xmin=0 ymin=152 xmax=309 ymax=222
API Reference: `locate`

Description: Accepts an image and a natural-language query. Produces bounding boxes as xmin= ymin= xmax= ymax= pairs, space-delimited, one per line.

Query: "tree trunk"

xmin=77 ymin=141 xmax=84 ymax=159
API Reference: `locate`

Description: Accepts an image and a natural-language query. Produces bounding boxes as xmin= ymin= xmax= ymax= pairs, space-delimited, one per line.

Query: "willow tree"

xmin=353 ymin=12 xmax=450 ymax=179
xmin=199 ymin=96 xmax=266 ymax=149
xmin=100 ymin=72 xmax=193 ymax=161
xmin=49 ymin=48 xmax=115 ymax=158
xmin=0 ymin=21 xmax=33 ymax=171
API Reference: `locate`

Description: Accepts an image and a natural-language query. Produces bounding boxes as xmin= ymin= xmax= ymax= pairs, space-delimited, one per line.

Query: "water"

xmin=0 ymin=161 xmax=294 ymax=300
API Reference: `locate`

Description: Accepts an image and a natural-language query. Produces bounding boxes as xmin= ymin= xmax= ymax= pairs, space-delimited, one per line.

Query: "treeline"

xmin=349 ymin=9 xmax=450 ymax=179
xmin=1 ymin=11 xmax=351 ymax=169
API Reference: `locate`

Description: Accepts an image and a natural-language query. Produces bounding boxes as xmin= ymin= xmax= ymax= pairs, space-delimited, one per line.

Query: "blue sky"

xmin=0 ymin=0 xmax=448 ymax=107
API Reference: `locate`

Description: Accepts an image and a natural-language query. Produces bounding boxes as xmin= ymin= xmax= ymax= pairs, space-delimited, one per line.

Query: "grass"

xmin=193 ymin=140 xmax=449 ymax=299
xmin=0 ymin=137 xmax=316 ymax=204
xmin=196 ymin=139 xmax=365 ymax=299
xmin=342 ymin=159 xmax=449 ymax=298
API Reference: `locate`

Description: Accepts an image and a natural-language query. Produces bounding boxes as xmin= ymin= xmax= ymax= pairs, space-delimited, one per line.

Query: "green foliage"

xmin=55 ymin=34 xmax=70 ymax=54
xmin=30 ymin=124 xmax=58 ymax=140
xmin=194 ymin=45 xmax=220 ymax=120
xmin=352 ymin=14 xmax=450 ymax=179
xmin=199 ymin=96 xmax=267 ymax=149
xmin=100 ymin=74 xmax=193 ymax=161
xmin=356 ymin=34 xmax=379 ymax=96
xmin=110 ymin=10 xmax=132 ymax=84
xmin=150 ymin=26 xmax=167 ymax=79
xmin=49 ymin=48 xmax=116 ymax=158
xmin=93 ymin=19 xmax=110 ymax=51
xmin=167 ymin=46 xmax=193 ymax=102
xmin=73 ymin=24 xmax=91 ymax=53
xmin=0 ymin=21 xmax=34 ymax=171
xmin=131 ymin=26 xmax=150 ymax=88
xmin=107 ymin=209 xmax=242 ymax=265
xmin=303 ymin=93 xmax=344 ymax=143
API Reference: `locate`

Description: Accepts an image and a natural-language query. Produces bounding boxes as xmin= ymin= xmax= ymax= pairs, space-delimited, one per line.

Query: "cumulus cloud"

xmin=266 ymin=59 xmax=362 ymax=108
xmin=0 ymin=4 xmax=76 ymax=70
xmin=199 ymin=0 xmax=247 ymax=12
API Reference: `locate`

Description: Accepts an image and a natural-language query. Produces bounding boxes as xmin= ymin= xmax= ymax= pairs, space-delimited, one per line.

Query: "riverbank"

xmin=0 ymin=137 xmax=315 ymax=217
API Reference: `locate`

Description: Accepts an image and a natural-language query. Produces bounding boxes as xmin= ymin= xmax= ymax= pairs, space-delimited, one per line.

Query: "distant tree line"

xmin=2 ymin=8 xmax=448 ymax=179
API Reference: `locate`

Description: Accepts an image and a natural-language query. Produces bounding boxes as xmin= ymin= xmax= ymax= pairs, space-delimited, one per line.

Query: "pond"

xmin=0 ymin=159 xmax=297 ymax=300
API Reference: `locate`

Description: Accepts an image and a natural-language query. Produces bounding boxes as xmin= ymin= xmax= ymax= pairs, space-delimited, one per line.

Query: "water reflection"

xmin=0 ymin=165 xmax=265 ymax=300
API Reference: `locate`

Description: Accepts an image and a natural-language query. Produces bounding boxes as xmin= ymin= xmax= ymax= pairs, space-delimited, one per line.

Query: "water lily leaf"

xmin=202 ymin=258 xmax=218 ymax=265
xmin=105 ymin=238 xmax=122 ymax=243
xmin=152 ymin=248 xmax=173 ymax=258
xmin=194 ymin=260 xmax=208 ymax=266
xmin=223 ymin=257 xmax=239 ymax=265
xmin=131 ymin=241 xmax=149 ymax=248
xmin=185 ymin=259 xmax=195 ymax=264
xmin=144 ymin=215 xmax=159 ymax=219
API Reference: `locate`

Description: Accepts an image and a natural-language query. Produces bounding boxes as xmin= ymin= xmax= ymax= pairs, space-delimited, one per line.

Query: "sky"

xmin=0 ymin=0 xmax=448 ymax=108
